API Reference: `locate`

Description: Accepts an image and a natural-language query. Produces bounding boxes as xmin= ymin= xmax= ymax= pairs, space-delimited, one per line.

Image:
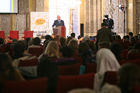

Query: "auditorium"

xmin=0 ymin=0 xmax=140 ymax=93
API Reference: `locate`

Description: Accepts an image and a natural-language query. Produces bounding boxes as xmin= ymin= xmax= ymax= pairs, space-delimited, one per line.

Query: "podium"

xmin=53 ymin=26 xmax=65 ymax=37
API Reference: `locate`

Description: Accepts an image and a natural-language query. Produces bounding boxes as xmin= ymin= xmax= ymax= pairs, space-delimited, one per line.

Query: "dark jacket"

xmin=96 ymin=27 xmax=113 ymax=44
xmin=52 ymin=20 xmax=65 ymax=27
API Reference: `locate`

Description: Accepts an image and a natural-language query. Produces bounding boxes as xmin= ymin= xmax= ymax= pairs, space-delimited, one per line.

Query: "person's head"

xmin=123 ymin=35 xmax=129 ymax=41
xmin=96 ymin=48 xmax=120 ymax=73
xmin=0 ymin=53 xmax=13 ymax=75
xmin=25 ymin=38 xmax=31 ymax=49
xmin=68 ymin=39 xmax=78 ymax=51
xmin=60 ymin=37 xmax=66 ymax=48
xmin=118 ymin=64 xmax=140 ymax=93
xmin=44 ymin=41 xmax=59 ymax=58
xmin=32 ymin=37 xmax=41 ymax=46
xmin=78 ymin=35 xmax=82 ymax=40
xmin=104 ymin=15 xmax=109 ymax=18
xmin=101 ymin=23 xmax=108 ymax=28
xmin=45 ymin=35 xmax=52 ymax=40
xmin=13 ymin=41 xmax=26 ymax=59
xmin=129 ymin=32 xmax=133 ymax=37
xmin=71 ymin=33 xmax=75 ymax=38
xmin=0 ymin=38 xmax=4 ymax=45
xmin=79 ymin=42 xmax=89 ymax=53
xmin=60 ymin=46 xmax=74 ymax=57
xmin=66 ymin=36 xmax=72 ymax=45
xmin=57 ymin=15 xmax=61 ymax=20
xmin=115 ymin=35 xmax=121 ymax=40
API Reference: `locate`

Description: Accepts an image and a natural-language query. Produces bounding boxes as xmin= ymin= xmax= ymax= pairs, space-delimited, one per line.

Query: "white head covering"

xmin=101 ymin=83 xmax=121 ymax=93
xmin=68 ymin=88 xmax=94 ymax=93
xmin=94 ymin=48 xmax=120 ymax=93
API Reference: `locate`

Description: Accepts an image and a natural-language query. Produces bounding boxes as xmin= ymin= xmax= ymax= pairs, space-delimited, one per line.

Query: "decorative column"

xmin=84 ymin=0 xmax=102 ymax=36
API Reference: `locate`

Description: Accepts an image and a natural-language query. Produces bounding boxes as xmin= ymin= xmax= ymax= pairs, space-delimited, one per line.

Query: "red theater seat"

xmin=2 ymin=78 xmax=48 ymax=93
xmin=0 ymin=31 xmax=5 ymax=39
xmin=24 ymin=31 xmax=33 ymax=38
xmin=9 ymin=31 xmax=19 ymax=40
xmin=58 ymin=63 xmax=81 ymax=75
xmin=28 ymin=47 xmax=43 ymax=57
xmin=85 ymin=63 xmax=97 ymax=73
xmin=57 ymin=73 xmax=95 ymax=93
xmin=103 ymin=71 xmax=118 ymax=85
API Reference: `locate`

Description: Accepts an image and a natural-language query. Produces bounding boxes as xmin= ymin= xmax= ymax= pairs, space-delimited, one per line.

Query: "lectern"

xmin=53 ymin=26 xmax=65 ymax=37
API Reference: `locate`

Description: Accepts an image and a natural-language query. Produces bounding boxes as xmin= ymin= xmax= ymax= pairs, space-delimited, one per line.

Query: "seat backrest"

xmin=85 ymin=63 xmax=97 ymax=73
xmin=2 ymin=78 xmax=48 ymax=93
xmin=19 ymin=58 xmax=38 ymax=67
xmin=56 ymin=73 xmax=95 ymax=93
xmin=103 ymin=71 xmax=118 ymax=86
xmin=24 ymin=31 xmax=33 ymax=38
xmin=120 ymin=59 xmax=140 ymax=66
xmin=28 ymin=47 xmax=43 ymax=57
xmin=10 ymin=31 xmax=19 ymax=40
xmin=58 ymin=63 xmax=81 ymax=75
xmin=0 ymin=31 xmax=5 ymax=39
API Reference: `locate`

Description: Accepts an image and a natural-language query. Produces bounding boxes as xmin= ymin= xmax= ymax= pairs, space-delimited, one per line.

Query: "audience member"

xmin=118 ymin=64 xmax=140 ymax=93
xmin=0 ymin=53 xmax=24 ymax=91
xmin=38 ymin=54 xmax=58 ymax=93
xmin=44 ymin=40 xmax=60 ymax=59
xmin=59 ymin=37 xmax=66 ymax=48
xmin=96 ymin=23 xmax=113 ymax=50
xmin=28 ymin=37 xmax=41 ymax=48
xmin=71 ymin=33 xmax=75 ymax=38
xmin=68 ymin=39 xmax=79 ymax=56
xmin=94 ymin=48 xmax=120 ymax=93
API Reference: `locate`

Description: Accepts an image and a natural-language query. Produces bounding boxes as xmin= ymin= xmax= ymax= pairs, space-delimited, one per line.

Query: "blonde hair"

xmin=44 ymin=41 xmax=59 ymax=58
xmin=68 ymin=39 xmax=78 ymax=51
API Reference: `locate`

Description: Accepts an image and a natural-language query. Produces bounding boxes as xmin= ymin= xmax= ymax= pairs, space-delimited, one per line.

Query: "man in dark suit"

xmin=96 ymin=23 xmax=113 ymax=50
xmin=52 ymin=15 xmax=65 ymax=27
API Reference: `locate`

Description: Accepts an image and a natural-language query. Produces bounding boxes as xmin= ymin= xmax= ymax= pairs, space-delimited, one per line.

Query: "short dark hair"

xmin=104 ymin=15 xmax=109 ymax=18
xmin=71 ymin=33 xmax=75 ymax=38
xmin=32 ymin=37 xmax=41 ymax=45
xmin=101 ymin=23 xmax=108 ymax=27
xmin=60 ymin=46 xmax=73 ymax=57
xmin=129 ymin=32 xmax=133 ymax=36
xmin=13 ymin=41 xmax=26 ymax=59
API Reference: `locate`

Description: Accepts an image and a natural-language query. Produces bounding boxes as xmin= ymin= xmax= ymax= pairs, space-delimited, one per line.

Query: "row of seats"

xmin=0 ymin=31 xmax=33 ymax=39
xmin=2 ymin=73 xmax=94 ymax=93
xmin=2 ymin=71 xmax=140 ymax=93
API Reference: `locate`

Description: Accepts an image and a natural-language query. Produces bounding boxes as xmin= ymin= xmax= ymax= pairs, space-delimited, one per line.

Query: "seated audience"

xmin=58 ymin=46 xmax=77 ymax=65
xmin=59 ymin=37 xmax=66 ymax=48
xmin=67 ymin=39 xmax=79 ymax=56
xmin=42 ymin=40 xmax=60 ymax=62
xmin=28 ymin=37 xmax=41 ymax=48
xmin=0 ymin=53 xmax=24 ymax=92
